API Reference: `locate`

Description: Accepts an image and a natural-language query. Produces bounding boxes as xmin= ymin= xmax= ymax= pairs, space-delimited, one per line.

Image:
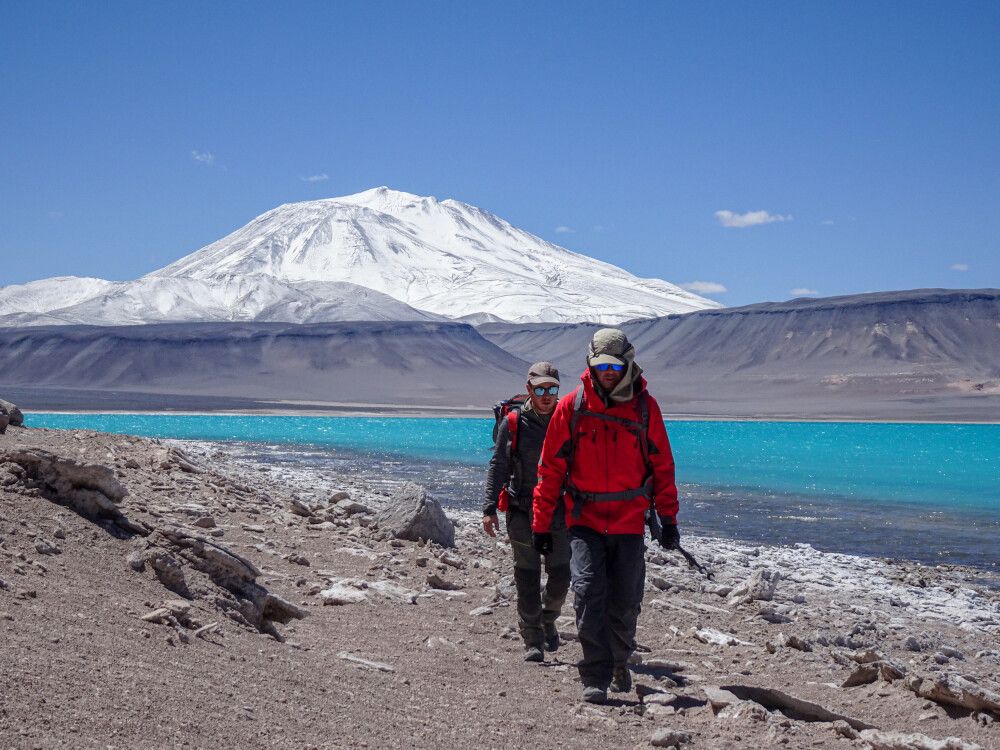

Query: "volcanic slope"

xmin=0 ymin=321 xmax=529 ymax=410
xmin=478 ymin=289 xmax=1000 ymax=420
xmin=0 ymin=188 xmax=718 ymax=326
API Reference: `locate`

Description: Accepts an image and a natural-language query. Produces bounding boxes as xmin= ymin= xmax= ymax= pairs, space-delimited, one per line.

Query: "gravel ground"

xmin=1 ymin=426 xmax=998 ymax=750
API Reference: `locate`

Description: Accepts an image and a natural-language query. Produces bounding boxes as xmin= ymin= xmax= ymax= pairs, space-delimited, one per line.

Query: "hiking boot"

xmin=543 ymin=624 xmax=560 ymax=652
xmin=524 ymin=646 xmax=544 ymax=663
xmin=611 ymin=666 xmax=632 ymax=693
xmin=582 ymin=685 xmax=607 ymax=704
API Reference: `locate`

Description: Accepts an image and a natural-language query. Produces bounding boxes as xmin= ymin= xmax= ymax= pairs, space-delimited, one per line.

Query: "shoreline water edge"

xmin=1 ymin=425 xmax=999 ymax=749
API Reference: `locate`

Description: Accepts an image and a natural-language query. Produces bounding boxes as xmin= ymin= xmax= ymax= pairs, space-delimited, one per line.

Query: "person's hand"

xmin=532 ymin=532 xmax=553 ymax=554
xmin=659 ymin=520 xmax=680 ymax=550
xmin=482 ymin=513 xmax=500 ymax=538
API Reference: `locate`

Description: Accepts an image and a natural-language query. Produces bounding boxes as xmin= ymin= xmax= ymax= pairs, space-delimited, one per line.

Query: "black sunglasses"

xmin=532 ymin=385 xmax=560 ymax=396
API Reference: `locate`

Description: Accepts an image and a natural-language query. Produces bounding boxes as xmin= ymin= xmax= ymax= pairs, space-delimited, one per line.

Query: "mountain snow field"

xmin=1 ymin=188 xmax=720 ymax=326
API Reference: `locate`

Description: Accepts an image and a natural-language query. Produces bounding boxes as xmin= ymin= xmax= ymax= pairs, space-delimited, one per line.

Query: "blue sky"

xmin=1 ymin=1 xmax=997 ymax=306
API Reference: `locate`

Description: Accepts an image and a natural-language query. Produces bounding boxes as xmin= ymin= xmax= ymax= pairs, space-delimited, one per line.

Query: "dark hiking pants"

xmin=506 ymin=507 xmax=570 ymax=648
xmin=569 ymin=526 xmax=645 ymax=688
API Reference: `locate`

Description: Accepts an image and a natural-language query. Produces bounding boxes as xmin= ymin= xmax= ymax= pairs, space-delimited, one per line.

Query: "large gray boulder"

xmin=0 ymin=414 xmax=8 ymax=435
xmin=0 ymin=399 xmax=23 ymax=427
xmin=375 ymin=482 xmax=455 ymax=548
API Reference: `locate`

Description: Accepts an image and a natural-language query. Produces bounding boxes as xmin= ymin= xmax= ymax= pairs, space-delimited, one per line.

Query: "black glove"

xmin=532 ymin=532 xmax=553 ymax=555
xmin=659 ymin=519 xmax=680 ymax=550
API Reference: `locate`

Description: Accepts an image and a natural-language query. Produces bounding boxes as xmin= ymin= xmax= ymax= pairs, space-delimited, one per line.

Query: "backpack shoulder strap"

xmin=636 ymin=390 xmax=651 ymax=468
xmin=506 ymin=409 xmax=520 ymax=460
xmin=570 ymin=386 xmax=584 ymax=431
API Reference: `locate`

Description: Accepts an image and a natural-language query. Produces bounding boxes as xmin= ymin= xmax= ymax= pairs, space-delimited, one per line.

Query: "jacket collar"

xmin=579 ymin=368 xmax=647 ymax=410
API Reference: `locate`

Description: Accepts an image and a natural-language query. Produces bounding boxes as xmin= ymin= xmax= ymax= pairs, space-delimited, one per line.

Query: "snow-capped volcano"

xmin=1 ymin=188 xmax=720 ymax=326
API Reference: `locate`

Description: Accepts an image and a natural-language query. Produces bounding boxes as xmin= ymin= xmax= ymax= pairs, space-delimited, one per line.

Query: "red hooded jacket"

xmin=532 ymin=369 xmax=678 ymax=536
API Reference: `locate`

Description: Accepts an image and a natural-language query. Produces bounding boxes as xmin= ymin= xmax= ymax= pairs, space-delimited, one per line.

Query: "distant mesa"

xmin=0 ymin=187 xmax=721 ymax=327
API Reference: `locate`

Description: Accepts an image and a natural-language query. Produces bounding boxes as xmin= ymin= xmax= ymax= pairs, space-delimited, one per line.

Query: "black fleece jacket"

xmin=483 ymin=403 xmax=551 ymax=516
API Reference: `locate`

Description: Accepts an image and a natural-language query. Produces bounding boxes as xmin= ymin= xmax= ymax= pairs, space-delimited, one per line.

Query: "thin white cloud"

xmin=301 ymin=173 xmax=329 ymax=183
xmin=791 ymin=287 xmax=819 ymax=296
xmin=715 ymin=209 xmax=791 ymax=228
xmin=191 ymin=150 xmax=215 ymax=165
xmin=681 ymin=281 xmax=727 ymax=294
xmin=950 ymin=263 xmax=969 ymax=272
xmin=555 ymin=225 xmax=575 ymax=234
xmin=821 ymin=219 xmax=834 ymax=225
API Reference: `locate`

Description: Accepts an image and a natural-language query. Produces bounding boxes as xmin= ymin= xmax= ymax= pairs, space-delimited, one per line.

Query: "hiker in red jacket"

xmin=532 ymin=328 xmax=679 ymax=704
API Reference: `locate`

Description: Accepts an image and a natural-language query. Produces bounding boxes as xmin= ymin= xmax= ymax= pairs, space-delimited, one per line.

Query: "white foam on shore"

xmin=175 ymin=438 xmax=1000 ymax=639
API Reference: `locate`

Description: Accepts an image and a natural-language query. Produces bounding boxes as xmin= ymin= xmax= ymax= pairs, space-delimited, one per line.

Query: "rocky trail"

xmin=1 ymin=424 xmax=998 ymax=749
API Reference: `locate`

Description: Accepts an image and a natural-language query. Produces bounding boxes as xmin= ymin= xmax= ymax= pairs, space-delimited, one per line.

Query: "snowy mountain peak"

xmin=2 ymin=188 xmax=721 ymax=327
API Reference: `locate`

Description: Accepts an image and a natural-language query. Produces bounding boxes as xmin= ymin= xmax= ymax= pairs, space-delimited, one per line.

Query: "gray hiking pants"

xmin=569 ymin=526 xmax=645 ymax=688
xmin=506 ymin=506 xmax=570 ymax=648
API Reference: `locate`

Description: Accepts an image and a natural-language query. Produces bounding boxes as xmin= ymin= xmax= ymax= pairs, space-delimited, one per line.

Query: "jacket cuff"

xmin=482 ymin=502 xmax=498 ymax=517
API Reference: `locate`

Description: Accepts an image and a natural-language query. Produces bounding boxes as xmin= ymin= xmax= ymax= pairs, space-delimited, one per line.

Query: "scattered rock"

xmin=759 ymin=606 xmax=792 ymax=624
xmin=717 ymin=700 xmax=770 ymax=723
xmin=320 ymin=583 xmax=367 ymax=605
xmin=905 ymin=636 xmax=928 ymax=652
xmin=0 ymin=448 xmax=138 ymax=532
xmin=703 ymin=686 xmax=740 ymax=710
xmin=34 ymin=538 xmax=61 ymax=555
xmin=336 ymin=499 xmax=372 ymax=516
xmin=728 ymin=568 xmax=780 ymax=605
xmin=857 ymin=729 xmax=983 ymax=750
xmin=374 ymin=483 xmax=455 ymax=548
xmin=645 ymin=692 xmax=678 ymax=707
xmin=650 ymin=728 xmax=691 ymax=747
xmin=831 ymin=719 xmax=859 ymax=739
xmin=130 ymin=525 xmax=306 ymax=639
xmin=721 ymin=684 xmax=877 ymax=730
xmin=907 ymin=673 xmax=1000 ymax=715
xmin=424 ymin=636 xmax=459 ymax=650
xmin=494 ymin=575 xmax=516 ymax=601
xmin=366 ymin=580 xmax=418 ymax=605
xmin=289 ymin=497 xmax=314 ymax=518
xmin=439 ymin=551 xmax=465 ymax=569
xmin=468 ymin=606 xmax=493 ymax=617
xmin=768 ymin=632 xmax=813 ymax=653
xmin=0 ymin=398 xmax=24 ymax=427
xmin=693 ymin=627 xmax=751 ymax=647
xmin=427 ymin=573 xmax=461 ymax=591
xmin=336 ymin=652 xmax=394 ymax=673
xmin=843 ymin=665 xmax=880 ymax=688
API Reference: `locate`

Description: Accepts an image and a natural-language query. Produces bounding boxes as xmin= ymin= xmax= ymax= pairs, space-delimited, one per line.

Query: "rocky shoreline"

xmin=1 ymin=425 xmax=998 ymax=749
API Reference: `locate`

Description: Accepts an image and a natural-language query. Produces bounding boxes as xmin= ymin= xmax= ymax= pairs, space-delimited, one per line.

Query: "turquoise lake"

xmin=24 ymin=413 xmax=1000 ymax=575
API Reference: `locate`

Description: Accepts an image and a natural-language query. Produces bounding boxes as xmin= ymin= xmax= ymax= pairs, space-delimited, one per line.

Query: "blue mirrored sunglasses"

xmin=593 ymin=363 xmax=625 ymax=372
xmin=532 ymin=385 xmax=560 ymax=396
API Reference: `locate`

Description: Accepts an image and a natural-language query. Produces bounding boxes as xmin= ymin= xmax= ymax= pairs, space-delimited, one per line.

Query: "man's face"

xmin=593 ymin=363 xmax=625 ymax=391
xmin=527 ymin=381 xmax=559 ymax=414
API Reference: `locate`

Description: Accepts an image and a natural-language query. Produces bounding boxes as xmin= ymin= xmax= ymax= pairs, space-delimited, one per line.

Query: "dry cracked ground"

xmin=1 ymin=425 xmax=999 ymax=750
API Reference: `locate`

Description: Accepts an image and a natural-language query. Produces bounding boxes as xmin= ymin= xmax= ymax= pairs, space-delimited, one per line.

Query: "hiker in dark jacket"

xmin=532 ymin=329 xmax=679 ymax=703
xmin=483 ymin=362 xmax=570 ymax=663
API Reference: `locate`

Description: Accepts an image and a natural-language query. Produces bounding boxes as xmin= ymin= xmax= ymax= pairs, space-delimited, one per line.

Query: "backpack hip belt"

xmin=565 ymin=477 xmax=653 ymax=518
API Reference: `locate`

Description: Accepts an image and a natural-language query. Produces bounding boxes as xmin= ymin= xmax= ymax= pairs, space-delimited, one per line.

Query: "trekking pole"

xmin=675 ymin=544 xmax=714 ymax=580
xmin=647 ymin=510 xmax=715 ymax=579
